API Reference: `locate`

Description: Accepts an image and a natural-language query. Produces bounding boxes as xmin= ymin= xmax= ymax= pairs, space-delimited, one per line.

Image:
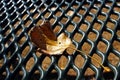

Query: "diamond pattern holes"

xmin=41 ymin=56 xmax=51 ymax=71
xmin=66 ymin=24 xmax=75 ymax=33
xmin=97 ymin=41 xmax=107 ymax=53
xmin=102 ymin=31 xmax=112 ymax=40
xmin=58 ymin=55 xmax=68 ymax=69
xmin=74 ymin=54 xmax=85 ymax=69
xmin=88 ymin=31 xmax=97 ymax=41
xmin=91 ymin=54 xmax=102 ymax=68
xmin=108 ymin=52 xmax=119 ymax=66
xmin=73 ymin=32 xmax=83 ymax=43
xmin=0 ymin=0 xmax=120 ymax=80
xmin=84 ymin=68 xmax=95 ymax=79
xmin=112 ymin=40 xmax=120 ymax=52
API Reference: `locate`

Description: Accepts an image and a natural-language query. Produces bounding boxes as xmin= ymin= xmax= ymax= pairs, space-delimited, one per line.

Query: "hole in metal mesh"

xmin=74 ymin=54 xmax=85 ymax=68
xmin=29 ymin=5 xmax=36 ymax=13
xmin=46 ymin=69 xmax=58 ymax=80
xmin=106 ymin=0 xmax=113 ymax=6
xmin=44 ymin=11 xmax=51 ymax=18
xmin=55 ymin=10 xmax=62 ymax=17
xmin=14 ymin=69 xmax=24 ymax=80
xmin=73 ymin=16 xmax=81 ymax=23
xmin=112 ymin=40 xmax=120 ymax=52
xmin=0 ymin=70 xmax=7 ymax=80
xmin=36 ymin=19 xmax=44 ymax=26
xmin=13 ymin=19 xmax=20 ymax=28
xmin=22 ymin=12 xmax=29 ymax=20
xmin=94 ymin=1 xmax=102 ymax=7
xmin=32 ymin=11 xmax=39 ymax=19
xmin=83 ymin=2 xmax=90 ymax=8
xmin=0 ymin=57 xmax=4 ymax=68
xmin=97 ymin=14 xmax=107 ymax=21
xmin=6 ymin=44 xmax=16 ymax=59
xmin=102 ymin=31 xmax=112 ymax=40
xmin=21 ymin=45 xmax=30 ymax=58
xmin=24 ymin=18 xmax=32 ymax=27
xmin=108 ymin=52 xmax=119 ymax=66
xmin=6 ymin=1 xmax=13 ymax=8
xmin=0 ymin=8 xmax=5 ymax=15
xmin=66 ymin=43 xmax=76 ymax=55
xmin=91 ymin=54 xmax=102 ymax=68
xmin=67 ymin=68 xmax=77 ymax=78
xmin=53 ymin=25 xmax=62 ymax=34
xmin=72 ymin=2 xmax=79 ymax=9
xmin=10 ymin=12 xmax=17 ymax=21
xmin=103 ymin=71 xmax=114 ymax=80
xmin=50 ymin=3 xmax=57 ymax=11
xmin=78 ymin=8 xmax=86 ymax=15
xmin=82 ymin=42 xmax=92 ymax=54
xmin=93 ymin=21 xmax=102 ymax=31
xmin=97 ymin=41 xmax=107 ymax=53
xmin=58 ymin=55 xmax=68 ymax=69
xmin=25 ymin=0 xmax=33 ymax=7
xmin=88 ymin=31 xmax=97 ymax=41
xmin=26 ymin=57 xmax=35 ymax=72
xmin=41 ymin=56 xmax=51 ymax=71
xmin=61 ymin=3 xmax=68 ymax=10
xmin=30 ymin=70 xmax=41 ymax=80
xmin=15 ymin=26 xmax=23 ymax=37
xmin=106 ymin=21 xmax=116 ymax=30
xmin=110 ymin=13 xmax=119 ymax=20
xmin=39 ymin=4 xmax=46 ymax=12
xmin=102 ymin=6 xmax=110 ymax=13
xmin=66 ymin=10 xmax=74 ymax=16
xmin=0 ymin=2 xmax=4 ymax=8
xmin=60 ymin=17 xmax=68 ymax=24
xmin=103 ymin=5 xmax=110 ymax=11
xmin=18 ymin=6 xmax=26 ymax=14
xmin=116 ymin=30 xmax=120 ymax=38
xmin=0 ymin=19 xmax=9 ymax=28
xmin=18 ymin=35 xmax=27 ymax=46
xmin=66 ymin=24 xmax=75 ymax=33
xmin=4 ymin=35 xmax=14 ymax=48
xmin=45 ymin=0 xmax=53 ymax=5
xmin=50 ymin=18 xmax=56 ymax=25
xmin=114 ymin=6 xmax=120 ymax=13
xmin=85 ymin=15 xmax=94 ymax=22
xmin=8 ymin=56 xmax=19 ymax=72
xmin=84 ymin=67 xmax=95 ymax=79
xmin=2 ymin=26 xmax=12 ymax=37
xmin=35 ymin=51 xmax=42 ymax=58
xmin=79 ymin=23 xmax=88 ymax=32
xmin=90 ymin=8 xmax=98 ymax=14
xmin=73 ymin=32 xmax=83 ymax=43
xmin=8 ymin=7 xmax=16 ymax=14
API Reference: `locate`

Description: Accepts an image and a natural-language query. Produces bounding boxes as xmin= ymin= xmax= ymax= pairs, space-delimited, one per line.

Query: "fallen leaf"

xmin=30 ymin=20 xmax=72 ymax=55
xmin=42 ymin=33 xmax=72 ymax=55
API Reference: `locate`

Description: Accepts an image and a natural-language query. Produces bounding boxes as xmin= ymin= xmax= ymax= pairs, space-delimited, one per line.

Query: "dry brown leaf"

xmin=42 ymin=33 xmax=72 ymax=55
xmin=30 ymin=20 xmax=72 ymax=55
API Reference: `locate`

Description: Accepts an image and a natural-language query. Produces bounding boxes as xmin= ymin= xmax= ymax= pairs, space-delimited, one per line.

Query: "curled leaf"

xmin=30 ymin=20 xmax=72 ymax=55
xmin=42 ymin=33 xmax=72 ymax=55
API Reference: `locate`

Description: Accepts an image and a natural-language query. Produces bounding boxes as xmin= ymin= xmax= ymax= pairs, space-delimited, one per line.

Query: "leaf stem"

xmin=69 ymin=47 xmax=111 ymax=72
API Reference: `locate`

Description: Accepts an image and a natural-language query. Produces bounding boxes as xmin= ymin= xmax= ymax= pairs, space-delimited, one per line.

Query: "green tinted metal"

xmin=0 ymin=0 xmax=120 ymax=80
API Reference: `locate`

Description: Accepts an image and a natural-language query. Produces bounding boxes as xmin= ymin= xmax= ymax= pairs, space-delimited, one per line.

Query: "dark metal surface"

xmin=0 ymin=0 xmax=120 ymax=80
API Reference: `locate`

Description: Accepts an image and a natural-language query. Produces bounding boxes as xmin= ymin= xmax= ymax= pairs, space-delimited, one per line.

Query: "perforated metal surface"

xmin=0 ymin=0 xmax=120 ymax=80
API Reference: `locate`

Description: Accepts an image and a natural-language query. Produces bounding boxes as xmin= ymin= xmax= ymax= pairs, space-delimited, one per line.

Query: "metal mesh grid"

xmin=0 ymin=0 xmax=120 ymax=80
